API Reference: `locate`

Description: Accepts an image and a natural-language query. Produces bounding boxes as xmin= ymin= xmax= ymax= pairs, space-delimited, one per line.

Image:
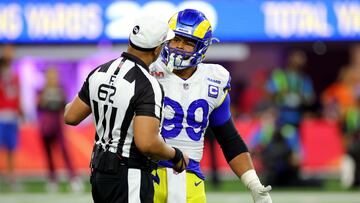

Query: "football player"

xmin=150 ymin=9 xmax=272 ymax=203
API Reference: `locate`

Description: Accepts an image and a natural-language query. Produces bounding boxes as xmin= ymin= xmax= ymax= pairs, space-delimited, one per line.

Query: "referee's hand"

xmin=173 ymin=153 xmax=189 ymax=174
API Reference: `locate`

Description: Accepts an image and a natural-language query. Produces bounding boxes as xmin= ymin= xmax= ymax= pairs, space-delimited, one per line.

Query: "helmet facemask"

xmin=161 ymin=36 xmax=210 ymax=72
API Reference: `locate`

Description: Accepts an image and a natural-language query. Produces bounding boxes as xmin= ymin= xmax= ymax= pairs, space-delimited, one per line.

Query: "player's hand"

xmin=173 ymin=153 xmax=189 ymax=174
xmin=172 ymin=149 xmax=189 ymax=174
xmin=249 ymin=184 xmax=272 ymax=203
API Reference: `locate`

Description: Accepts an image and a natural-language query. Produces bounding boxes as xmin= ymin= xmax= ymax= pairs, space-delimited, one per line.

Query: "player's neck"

xmin=173 ymin=66 xmax=197 ymax=79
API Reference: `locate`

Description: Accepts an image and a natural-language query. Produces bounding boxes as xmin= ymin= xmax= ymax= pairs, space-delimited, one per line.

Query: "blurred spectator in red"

xmin=37 ymin=67 xmax=83 ymax=192
xmin=0 ymin=45 xmax=21 ymax=189
xmin=238 ymin=69 xmax=271 ymax=117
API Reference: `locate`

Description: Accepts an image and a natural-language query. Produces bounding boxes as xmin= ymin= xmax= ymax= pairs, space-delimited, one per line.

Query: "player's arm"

xmin=209 ymin=94 xmax=252 ymax=175
xmin=209 ymin=94 xmax=272 ymax=203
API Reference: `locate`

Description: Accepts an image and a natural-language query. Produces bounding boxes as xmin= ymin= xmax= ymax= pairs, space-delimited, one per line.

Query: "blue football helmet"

xmin=161 ymin=9 xmax=213 ymax=71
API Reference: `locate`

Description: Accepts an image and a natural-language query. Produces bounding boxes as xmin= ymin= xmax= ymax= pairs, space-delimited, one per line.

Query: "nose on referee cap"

xmin=129 ymin=17 xmax=175 ymax=51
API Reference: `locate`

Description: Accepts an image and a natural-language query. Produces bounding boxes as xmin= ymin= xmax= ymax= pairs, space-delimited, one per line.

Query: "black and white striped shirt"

xmin=78 ymin=52 xmax=163 ymax=160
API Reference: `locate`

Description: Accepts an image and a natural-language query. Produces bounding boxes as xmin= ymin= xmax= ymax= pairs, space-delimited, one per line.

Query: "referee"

xmin=64 ymin=17 xmax=188 ymax=203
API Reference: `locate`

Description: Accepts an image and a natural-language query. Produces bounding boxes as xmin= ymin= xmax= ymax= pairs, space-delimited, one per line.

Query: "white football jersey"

xmin=150 ymin=59 xmax=230 ymax=161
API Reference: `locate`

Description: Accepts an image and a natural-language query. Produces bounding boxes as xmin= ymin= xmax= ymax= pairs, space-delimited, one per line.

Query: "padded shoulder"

xmin=200 ymin=63 xmax=231 ymax=90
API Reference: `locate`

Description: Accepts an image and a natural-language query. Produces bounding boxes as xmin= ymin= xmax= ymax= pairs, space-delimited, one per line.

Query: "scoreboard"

xmin=1 ymin=0 xmax=360 ymax=43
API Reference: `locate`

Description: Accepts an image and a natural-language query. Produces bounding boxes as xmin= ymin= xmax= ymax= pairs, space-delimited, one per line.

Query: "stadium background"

xmin=0 ymin=0 xmax=360 ymax=202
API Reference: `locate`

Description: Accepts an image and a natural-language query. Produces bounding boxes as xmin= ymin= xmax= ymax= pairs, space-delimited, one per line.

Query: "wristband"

xmin=170 ymin=147 xmax=183 ymax=164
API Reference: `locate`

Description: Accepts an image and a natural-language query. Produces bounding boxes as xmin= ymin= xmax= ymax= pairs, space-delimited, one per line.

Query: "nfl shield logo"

xmin=183 ymin=83 xmax=189 ymax=90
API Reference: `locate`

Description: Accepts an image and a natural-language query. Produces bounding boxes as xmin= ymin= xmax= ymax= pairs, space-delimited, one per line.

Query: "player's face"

xmin=168 ymin=35 xmax=196 ymax=53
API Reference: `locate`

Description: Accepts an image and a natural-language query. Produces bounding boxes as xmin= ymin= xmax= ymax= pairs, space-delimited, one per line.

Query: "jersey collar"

xmin=121 ymin=52 xmax=149 ymax=71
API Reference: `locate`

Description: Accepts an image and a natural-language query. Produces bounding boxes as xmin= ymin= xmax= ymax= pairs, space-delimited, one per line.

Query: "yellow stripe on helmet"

xmin=168 ymin=13 xmax=178 ymax=30
xmin=193 ymin=20 xmax=211 ymax=39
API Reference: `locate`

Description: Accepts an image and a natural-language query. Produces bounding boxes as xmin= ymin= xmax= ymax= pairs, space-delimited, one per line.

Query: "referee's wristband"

xmin=170 ymin=147 xmax=183 ymax=164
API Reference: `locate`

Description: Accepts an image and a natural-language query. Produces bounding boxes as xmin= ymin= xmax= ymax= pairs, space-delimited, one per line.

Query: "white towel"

xmin=166 ymin=168 xmax=187 ymax=203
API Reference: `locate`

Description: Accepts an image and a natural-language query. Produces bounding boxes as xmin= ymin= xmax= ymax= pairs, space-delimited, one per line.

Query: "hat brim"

xmin=164 ymin=28 xmax=175 ymax=42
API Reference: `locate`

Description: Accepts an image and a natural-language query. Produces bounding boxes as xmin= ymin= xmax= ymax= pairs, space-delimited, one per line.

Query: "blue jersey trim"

xmin=158 ymin=159 xmax=205 ymax=180
xmin=209 ymin=94 xmax=231 ymax=127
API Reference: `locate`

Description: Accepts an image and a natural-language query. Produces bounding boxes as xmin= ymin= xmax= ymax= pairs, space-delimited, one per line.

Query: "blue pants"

xmin=0 ymin=121 xmax=19 ymax=151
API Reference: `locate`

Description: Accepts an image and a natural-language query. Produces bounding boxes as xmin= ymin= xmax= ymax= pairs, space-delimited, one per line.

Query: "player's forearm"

xmin=230 ymin=152 xmax=270 ymax=194
xmin=228 ymin=152 xmax=254 ymax=178
xmin=210 ymin=119 xmax=249 ymax=162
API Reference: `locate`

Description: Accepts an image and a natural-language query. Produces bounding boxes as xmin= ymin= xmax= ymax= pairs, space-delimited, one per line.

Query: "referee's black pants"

xmin=90 ymin=166 xmax=154 ymax=203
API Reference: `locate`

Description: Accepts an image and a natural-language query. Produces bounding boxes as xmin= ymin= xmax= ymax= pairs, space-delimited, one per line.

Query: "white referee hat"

xmin=129 ymin=17 xmax=175 ymax=51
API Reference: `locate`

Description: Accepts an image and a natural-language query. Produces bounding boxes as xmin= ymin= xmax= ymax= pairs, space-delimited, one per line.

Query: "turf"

xmin=1 ymin=179 xmax=359 ymax=203
xmin=0 ymin=178 xmax=353 ymax=193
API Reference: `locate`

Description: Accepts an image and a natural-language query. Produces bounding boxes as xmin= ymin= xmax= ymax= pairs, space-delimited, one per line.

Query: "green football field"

xmin=1 ymin=192 xmax=360 ymax=203
xmin=0 ymin=179 xmax=359 ymax=203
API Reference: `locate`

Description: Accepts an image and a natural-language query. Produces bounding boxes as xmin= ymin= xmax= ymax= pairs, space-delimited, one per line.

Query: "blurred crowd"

xmin=0 ymin=45 xmax=83 ymax=192
xmin=1 ymin=43 xmax=360 ymax=191
xmin=230 ymin=45 xmax=360 ymax=189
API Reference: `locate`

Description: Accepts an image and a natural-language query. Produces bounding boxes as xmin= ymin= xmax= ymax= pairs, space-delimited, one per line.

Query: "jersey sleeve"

xmin=133 ymin=80 xmax=164 ymax=120
xmin=208 ymin=64 xmax=232 ymax=126
xmin=213 ymin=64 xmax=231 ymax=108
xmin=209 ymin=93 xmax=231 ymax=127
xmin=78 ymin=80 xmax=90 ymax=105
xmin=78 ymin=68 xmax=98 ymax=106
